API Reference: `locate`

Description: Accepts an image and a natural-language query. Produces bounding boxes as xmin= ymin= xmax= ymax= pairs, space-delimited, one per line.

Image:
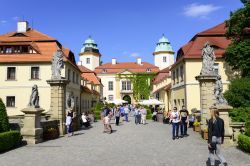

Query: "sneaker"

xmin=172 ymin=137 xmax=175 ymax=140
xmin=176 ymin=136 xmax=179 ymax=139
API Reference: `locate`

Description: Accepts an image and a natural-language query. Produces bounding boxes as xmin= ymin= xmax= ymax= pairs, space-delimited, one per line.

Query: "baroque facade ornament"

xmin=214 ymin=75 xmax=228 ymax=105
xmin=28 ymin=84 xmax=39 ymax=108
xmin=51 ymin=49 xmax=64 ymax=79
xmin=200 ymin=42 xmax=216 ymax=75
xmin=66 ymin=92 xmax=75 ymax=110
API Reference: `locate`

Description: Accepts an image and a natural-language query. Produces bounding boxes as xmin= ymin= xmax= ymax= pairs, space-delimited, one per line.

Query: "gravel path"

xmin=0 ymin=118 xmax=249 ymax=166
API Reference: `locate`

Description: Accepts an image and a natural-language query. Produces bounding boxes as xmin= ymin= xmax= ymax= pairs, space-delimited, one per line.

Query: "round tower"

xmin=78 ymin=36 xmax=101 ymax=71
xmin=153 ymin=34 xmax=174 ymax=70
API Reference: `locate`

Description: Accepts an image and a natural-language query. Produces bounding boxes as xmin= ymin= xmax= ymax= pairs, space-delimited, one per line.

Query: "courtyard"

xmin=1 ymin=119 xmax=249 ymax=166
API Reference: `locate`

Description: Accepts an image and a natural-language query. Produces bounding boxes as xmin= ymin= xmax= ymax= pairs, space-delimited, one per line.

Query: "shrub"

xmin=224 ymin=77 xmax=250 ymax=108
xmin=0 ymin=130 xmax=22 ymax=152
xmin=193 ymin=121 xmax=201 ymax=126
xmin=94 ymin=102 xmax=104 ymax=120
xmin=238 ymin=134 xmax=250 ymax=153
xmin=43 ymin=127 xmax=59 ymax=140
xmin=229 ymin=107 xmax=250 ymax=122
xmin=245 ymin=121 xmax=250 ymax=137
xmin=0 ymin=98 xmax=10 ymax=133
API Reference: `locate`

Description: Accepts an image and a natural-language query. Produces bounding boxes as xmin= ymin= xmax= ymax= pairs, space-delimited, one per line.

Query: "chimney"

xmin=112 ymin=58 xmax=117 ymax=65
xmin=17 ymin=21 xmax=28 ymax=33
xmin=137 ymin=58 xmax=142 ymax=65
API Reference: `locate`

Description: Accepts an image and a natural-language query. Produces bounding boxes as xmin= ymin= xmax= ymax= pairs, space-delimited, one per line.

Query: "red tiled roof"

xmin=153 ymin=66 xmax=171 ymax=84
xmin=95 ymin=62 xmax=159 ymax=74
xmin=78 ymin=65 xmax=101 ymax=85
xmin=173 ymin=22 xmax=231 ymax=67
xmin=0 ymin=29 xmax=80 ymax=72
xmin=152 ymin=83 xmax=171 ymax=94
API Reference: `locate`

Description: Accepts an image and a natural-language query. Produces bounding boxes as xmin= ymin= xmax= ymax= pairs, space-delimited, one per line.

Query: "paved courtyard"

xmin=0 ymin=118 xmax=249 ymax=166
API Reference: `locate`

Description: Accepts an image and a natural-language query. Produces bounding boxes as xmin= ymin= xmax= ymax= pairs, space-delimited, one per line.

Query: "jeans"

xmin=115 ymin=117 xmax=120 ymax=126
xmin=125 ymin=113 xmax=128 ymax=122
xmin=180 ymin=120 xmax=188 ymax=135
xmin=172 ymin=122 xmax=179 ymax=138
xmin=209 ymin=136 xmax=226 ymax=165
xmin=135 ymin=115 xmax=139 ymax=124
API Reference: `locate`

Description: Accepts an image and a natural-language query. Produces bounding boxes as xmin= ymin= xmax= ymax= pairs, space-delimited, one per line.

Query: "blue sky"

xmin=0 ymin=0 xmax=243 ymax=63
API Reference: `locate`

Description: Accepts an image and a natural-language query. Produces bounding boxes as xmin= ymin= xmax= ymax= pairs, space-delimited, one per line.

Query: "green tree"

xmin=0 ymin=98 xmax=10 ymax=132
xmin=224 ymin=77 xmax=250 ymax=107
xmin=225 ymin=2 xmax=250 ymax=77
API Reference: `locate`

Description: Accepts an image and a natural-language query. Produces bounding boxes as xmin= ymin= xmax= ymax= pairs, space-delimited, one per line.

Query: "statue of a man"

xmin=51 ymin=49 xmax=64 ymax=79
xmin=28 ymin=84 xmax=39 ymax=108
xmin=200 ymin=42 xmax=216 ymax=75
xmin=214 ymin=75 xmax=228 ymax=105
xmin=66 ymin=92 xmax=75 ymax=110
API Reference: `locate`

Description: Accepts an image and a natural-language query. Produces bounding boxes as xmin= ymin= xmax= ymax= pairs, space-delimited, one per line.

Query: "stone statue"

xmin=28 ymin=84 xmax=39 ymax=108
xmin=200 ymin=42 xmax=216 ymax=75
xmin=51 ymin=49 xmax=64 ymax=79
xmin=66 ymin=92 xmax=75 ymax=110
xmin=214 ymin=75 xmax=228 ymax=105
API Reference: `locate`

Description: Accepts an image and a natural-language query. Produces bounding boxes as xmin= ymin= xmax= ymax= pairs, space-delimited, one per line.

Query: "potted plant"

xmin=202 ymin=127 xmax=209 ymax=140
xmin=193 ymin=121 xmax=201 ymax=132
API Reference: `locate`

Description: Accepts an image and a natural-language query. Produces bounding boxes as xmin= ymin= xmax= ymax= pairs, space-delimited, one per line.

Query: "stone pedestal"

xmin=216 ymin=104 xmax=233 ymax=145
xmin=195 ymin=75 xmax=217 ymax=129
xmin=47 ymin=79 xmax=69 ymax=135
xmin=21 ymin=107 xmax=44 ymax=144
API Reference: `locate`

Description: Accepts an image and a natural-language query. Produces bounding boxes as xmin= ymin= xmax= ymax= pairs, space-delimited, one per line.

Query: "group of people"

xmin=65 ymin=110 xmax=91 ymax=137
xmin=170 ymin=106 xmax=190 ymax=140
xmin=134 ymin=106 xmax=147 ymax=125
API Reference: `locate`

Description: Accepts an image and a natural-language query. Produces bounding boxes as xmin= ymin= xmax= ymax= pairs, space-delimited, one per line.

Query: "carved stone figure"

xmin=66 ymin=92 xmax=75 ymax=110
xmin=28 ymin=84 xmax=39 ymax=108
xmin=200 ymin=42 xmax=216 ymax=75
xmin=51 ymin=49 xmax=64 ymax=79
xmin=214 ymin=75 xmax=228 ymax=105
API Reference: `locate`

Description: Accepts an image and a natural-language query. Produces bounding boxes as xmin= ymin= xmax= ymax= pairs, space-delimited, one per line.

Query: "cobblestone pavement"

xmin=1 ymin=118 xmax=249 ymax=166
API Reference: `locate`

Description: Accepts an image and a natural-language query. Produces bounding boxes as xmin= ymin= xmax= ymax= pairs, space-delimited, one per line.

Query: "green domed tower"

xmin=153 ymin=34 xmax=174 ymax=70
xmin=78 ymin=36 xmax=101 ymax=71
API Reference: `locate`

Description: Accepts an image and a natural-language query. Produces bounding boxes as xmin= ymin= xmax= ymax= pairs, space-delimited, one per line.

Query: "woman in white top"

xmin=170 ymin=107 xmax=180 ymax=140
xmin=81 ymin=112 xmax=90 ymax=128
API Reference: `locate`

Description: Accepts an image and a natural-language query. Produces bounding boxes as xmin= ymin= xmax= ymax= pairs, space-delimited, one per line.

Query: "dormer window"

xmin=0 ymin=45 xmax=38 ymax=54
xmin=146 ymin=68 xmax=151 ymax=72
xmin=102 ymin=69 xmax=107 ymax=73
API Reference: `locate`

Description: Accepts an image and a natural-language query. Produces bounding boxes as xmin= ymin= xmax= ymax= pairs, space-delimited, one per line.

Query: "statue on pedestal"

xmin=51 ymin=49 xmax=64 ymax=80
xmin=200 ymin=42 xmax=216 ymax=75
xmin=28 ymin=84 xmax=39 ymax=108
xmin=214 ymin=75 xmax=228 ymax=105
xmin=66 ymin=92 xmax=75 ymax=110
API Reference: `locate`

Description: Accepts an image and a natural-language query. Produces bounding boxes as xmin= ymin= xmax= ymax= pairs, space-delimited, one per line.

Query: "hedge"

xmin=0 ymin=130 xmax=22 ymax=152
xmin=238 ymin=134 xmax=250 ymax=153
xmin=0 ymin=98 xmax=10 ymax=132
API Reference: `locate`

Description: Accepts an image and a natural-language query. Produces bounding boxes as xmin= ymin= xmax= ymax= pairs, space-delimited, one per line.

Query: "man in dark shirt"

xmin=179 ymin=106 xmax=189 ymax=137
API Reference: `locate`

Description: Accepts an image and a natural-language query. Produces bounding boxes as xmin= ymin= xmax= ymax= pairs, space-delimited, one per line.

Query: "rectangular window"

xmin=6 ymin=47 xmax=12 ymax=54
xmin=86 ymin=58 xmax=90 ymax=64
xmin=68 ymin=69 xmax=71 ymax=81
xmin=108 ymin=81 xmax=113 ymax=91
xmin=214 ymin=63 xmax=219 ymax=75
xmin=180 ymin=65 xmax=184 ymax=82
xmin=108 ymin=95 xmax=114 ymax=101
xmin=6 ymin=96 xmax=15 ymax=107
xmin=7 ymin=67 xmax=16 ymax=80
xmin=73 ymin=71 xmax=75 ymax=83
xmin=176 ymin=68 xmax=179 ymax=83
xmin=76 ymin=74 xmax=79 ymax=84
xmin=122 ymin=81 xmax=131 ymax=90
xmin=173 ymin=71 xmax=176 ymax=85
xmin=31 ymin=67 xmax=39 ymax=79
xmin=163 ymin=56 xmax=167 ymax=62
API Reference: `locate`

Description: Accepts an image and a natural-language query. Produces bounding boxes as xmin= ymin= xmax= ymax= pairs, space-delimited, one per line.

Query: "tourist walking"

xmin=180 ymin=106 xmax=189 ymax=137
xmin=65 ymin=110 xmax=73 ymax=137
xmin=170 ymin=107 xmax=180 ymax=140
xmin=124 ymin=105 xmax=129 ymax=122
xmin=208 ymin=107 xmax=228 ymax=166
xmin=152 ymin=110 xmax=157 ymax=121
xmin=141 ymin=107 xmax=147 ymax=125
xmin=115 ymin=108 xmax=121 ymax=126
xmin=81 ymin=112 xmax=90 ymax=128
xmin=134 ymin=107 xmax=140 ymax=125
xmin=104 ymin=112 xmax=113 ymax=134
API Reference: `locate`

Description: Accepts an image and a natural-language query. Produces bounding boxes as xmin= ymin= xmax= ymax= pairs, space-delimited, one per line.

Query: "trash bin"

xmin=156 ymin=112 xmax=163 ymax=123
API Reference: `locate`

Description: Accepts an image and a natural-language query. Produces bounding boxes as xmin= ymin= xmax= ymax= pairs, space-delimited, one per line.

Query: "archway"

xmin=123 ymin=95 xmax=131 ymax=104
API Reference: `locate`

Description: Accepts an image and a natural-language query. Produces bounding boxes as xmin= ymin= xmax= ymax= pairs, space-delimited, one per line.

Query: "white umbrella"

xmin=108 ymin=99 xmax=128 ymax=105
xmin=139 ymin=99 xmax=164 ymax=106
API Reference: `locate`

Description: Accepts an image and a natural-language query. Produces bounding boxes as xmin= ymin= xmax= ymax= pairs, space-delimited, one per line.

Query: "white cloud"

xmin=183 ymin=3 xmax=221 ymax=18
xmin=130 ymin=52 xmax=140 ymax=57
xmin=12 ymin=16 xmax=19 ymax=21
xmin=0 ymin=20 xmax=7 ymax=24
